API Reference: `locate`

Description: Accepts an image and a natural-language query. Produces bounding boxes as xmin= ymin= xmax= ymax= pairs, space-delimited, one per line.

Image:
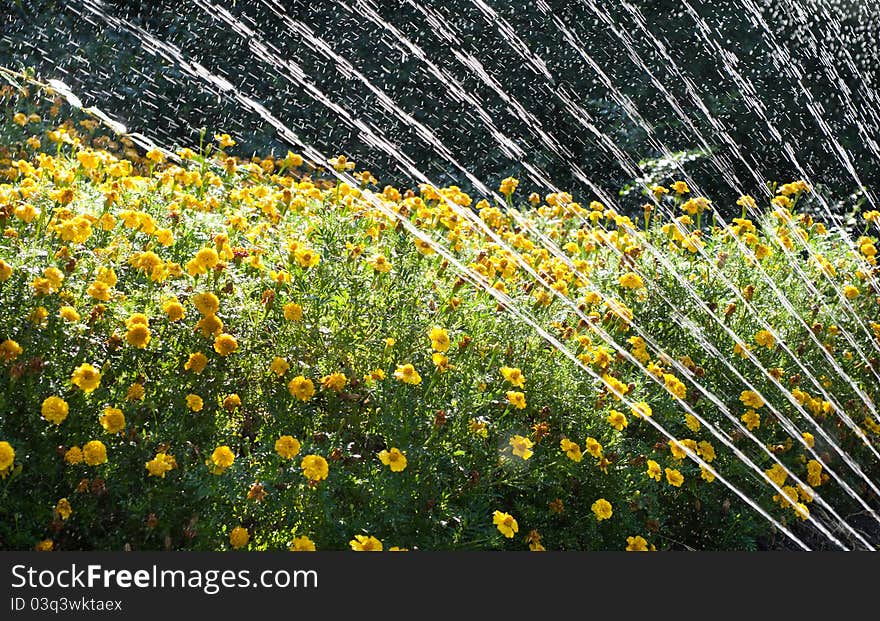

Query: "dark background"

xmin=3 ymin=0 xmax=880 ymax=215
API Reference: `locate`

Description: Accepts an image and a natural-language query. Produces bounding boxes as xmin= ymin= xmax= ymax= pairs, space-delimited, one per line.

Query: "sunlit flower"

xmin=0 ymin=339 xmax=22 ymax=362
xmin=320 ymin=372 xmax=347 ymax=392
xmin=607 ymin=410 xmax=628 ymax=431
xmin=591 ymin=498 xmax=612 ymax=521
xmin=626 ymin=536 xmax=649 ymax=551
xmin=208 ymin=446 xmax=235 ymax=474
xmin=0 ymin=441 xmax=15 ymax=477
xmin=509 ymin=435 xmax=534 ymax=460
xmin=492 ymin=510 xmax=518 ymax=538
xmin=665 ymin=468 xmax=684 ymax=487
xmin=560 ymin=438 xmax=583 ymax=462
xmin=185 ymin=352 xmax=208 ymax=374
xmin=288 ymin=376 xmax=315 ymax=402
xmin=229 ymin=526 xmax=249 ymax=549
xmin=289 ymin=536 xmax=316 ymax=551
xmin=349 ymin=535 xmax=382 ymax=551
xmin=506 ymin=391 xmax=526 ymax=410
xmin=739 ymin=390 xmax=765 ymax=409
xmin=213 ymin=333 xmax=238 ymax=356
xmin=82 ymin=440 xmax=107 ymax=466
xmin=393 ymin=363 xmax=422 ymax=385
xmin=99 ymin=407 xmax=126 ymax=434
xmin=275 ymin=436 xmax=301 ymax=459
xmin=379 ymin=447 xmax=408 ymax=472
xmin=41 ymin=396 xmax=69 ymax=425
xmin=500 ymin=366 xmax=525 ymax=388
xmin=428 ymin=326 xmax=450 ymax=352
xmin=301 ymin=454 xmax=329 ymax=482
xmin=71 ymin=363 xmax=101 ymax=393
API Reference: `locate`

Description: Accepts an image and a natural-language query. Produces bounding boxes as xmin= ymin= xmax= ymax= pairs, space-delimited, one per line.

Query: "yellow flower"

xmin=468 ymin=418 xmax=489 ymax=438
xmin=320 ymin=372 xmax=347 ymax=392
xmin=64 ymin=446 xmax=83 ymax=465
xmin=765 ymin=463 xmax=788 ymax=487
xmin=126 ymin=383 xmax=145 ymax=401
xmin=663 ymin=374 xmax=687 ymax=400
xmin=295 ymin=247 xmax=320 ymax=268
xmin=283 ymin=302 xmax=303 ymax=321
xmin=55 ymin=498 xmax=72 ymax=520
xmin=82 ymin=440 xmax=107 ymax=466
xmin=665 ymin=468 xmax=684 ymax=487
xmin=560 ymin=438 xmax=583 ymax=462
xmin=99 ymin=407 xmax=126 ymax=434
xmin=275 ymin=436 xmax=302 ymax=459
xmin=41 ymin=396 xmax=69 ymax=425
xmin=646 ymin=459 xmax=662 ymax=481
xmin=378 ymin=447 xmax=407 ymax=472
xmin=229 ymin=526 xmax=250 ymax=549
xmin=146 ymin=148 xmax=164 ymax=163
xmin=393 ymin=363 xmax=422 ymax=385
xmin=367 ymin=254 xmax=392 ymax=273
xmin=671 ymin=180 xmax=690 ymax=194
xmin=807 ymin=459 xmax=823 ymax=487
xmin=193 ymin=292 xmax=220 ymax=316
xmin=222 ymin=394 xmax=241 ymax=411
xmin=0 ymin=441 xmax=14 ymax=477
xmin=669 ymin=440 xmax=688 ymax=460
xmin=215 ymin=133 xmax=236 ymax=148
xmin=506 ymin=391 xmax=526 ymax=410
xmin=499 ymin=176 xmax=519 ymax=197
xmin=684 ymin=413 xmax=701 ymax=433
xmin=844 ymin=285 xmax=860 ymax=299
xmin=186 ymin=394 xmax=204 ymax=412
xmin=0 ymin=339 xmax=22 ymax=362
xmin=349 ymin=535 xmax=383 ymax=551
xmin=631 ymin=401 xmax=652 ymax=419
xmin=145 ymin=453 xmax=175 ymax=478
xmin=87 ymin=280 xmax=112 ymax=301
xmin=700 ymin=466 xmax=716 ymax=483
xmin=59 ymin=306 xmax=81 ymax=322
xmin=301 ymin=454 xmax=329 ymax=482
xmin=618 ymin=272 xmax=645 ymax=290
xmin=209 ymin=446 xmax=235 ymax=474
xmin=626 ymin=536 xmax=649 ymax=551
xmin=428 ymin=326 xmax=451 ymax=353
xmin=35 ymin=539 xmax=53 ymax=552
xmin=185 ymin=352 xmax=208 ymax=373
xmin=698 ymin=441 xmax=715 ymax=462
xmin=289 ymin=536 xmax=316 ymax=551
xmin=576 ymin=436 xmax=597 ymax=459
xmin=591 ymin=498 xmax=613 ymax=521
xmin=509 ymin=435 xmax=534 ymax=460
xmin=213 ymin=333 xmax=238 ymax=356
xmin=492 ymin=510 xmax=519 ymax=538
xmin=288 ymin=376 xmax=315 ymax=401
xmin=741 ymin=409 xmax=760 ymax=430
xmin=269 ymin=357 xmax=289 ymax=377
xmin=197 ymin=314 xmax=224 ymax=338
xmin=607 ymin=410 xmax=628 ymax=431
xmin=195 ymin=247 xmax=220 ymax=270
xmin=739 ymin=390 xmax=765 ymax=409
xmin=802 ymin=432 xmax=815 ymax=448
xmin=755 ymin=329 xmax=775 ymax=349
xmin=71 ymin=363 xmax=101 ymax=393
xmin=125 ymin=323 xmax=151 ymax=348
xmin=500 ymin=366 xmax=525 ymax=388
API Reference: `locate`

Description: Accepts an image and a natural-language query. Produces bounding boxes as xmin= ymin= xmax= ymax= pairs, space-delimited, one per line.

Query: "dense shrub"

xmin=1 ymin=85 xmax=879 ymax=551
